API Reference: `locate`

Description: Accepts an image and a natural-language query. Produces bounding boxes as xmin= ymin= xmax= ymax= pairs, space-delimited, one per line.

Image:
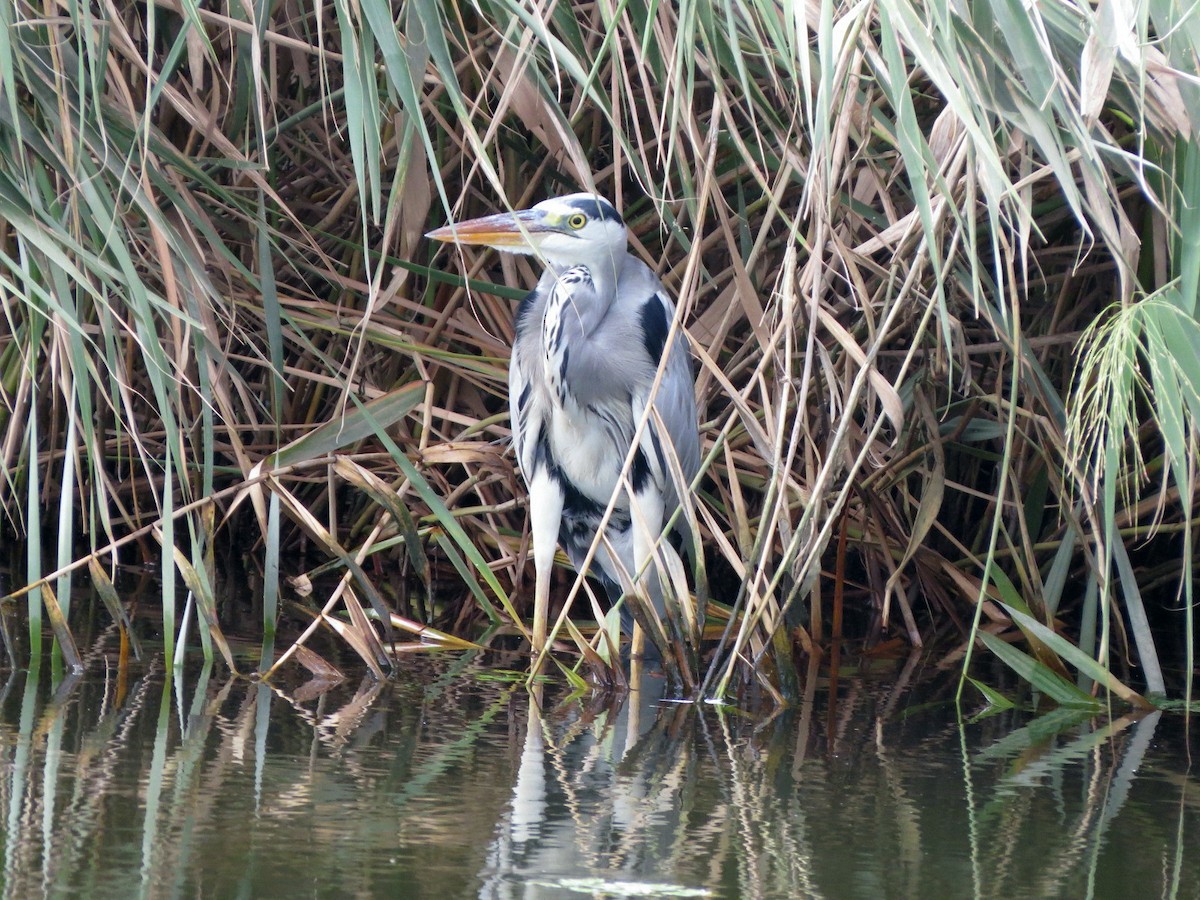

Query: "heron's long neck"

xmin=581 ymin=254 xmax=619 ymax=313
xmin=546 ymin=258 xmax=617 ymax=335
xmin=541 ymin=263 xmax=616 ymax=409
xmin=544 ymin=245 xmax=621 ymax=317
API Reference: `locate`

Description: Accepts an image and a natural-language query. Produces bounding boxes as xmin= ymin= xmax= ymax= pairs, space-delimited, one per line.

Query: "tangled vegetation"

xmin=1 ymin=0 xmax=1197 ymax=703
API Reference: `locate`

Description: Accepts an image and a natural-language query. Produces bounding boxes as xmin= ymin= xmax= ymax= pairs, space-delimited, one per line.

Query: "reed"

xmin=1 ymin=0 xmax=1196 ymax=701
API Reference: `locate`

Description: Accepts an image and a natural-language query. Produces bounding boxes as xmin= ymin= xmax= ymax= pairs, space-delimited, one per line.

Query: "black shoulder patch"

xmin=639 ymin=295 xmax=669 ymax=364
xmin=564 ymin=196 xmax=624 ymax=225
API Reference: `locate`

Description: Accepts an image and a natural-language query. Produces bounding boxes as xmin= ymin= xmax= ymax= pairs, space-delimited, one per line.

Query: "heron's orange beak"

xmin=425 ymin=209 xmax=550 ymax=248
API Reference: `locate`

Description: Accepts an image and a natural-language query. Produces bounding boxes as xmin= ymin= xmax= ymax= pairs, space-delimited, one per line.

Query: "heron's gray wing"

xmin=630 ymin=288 xmax=700 ymax=513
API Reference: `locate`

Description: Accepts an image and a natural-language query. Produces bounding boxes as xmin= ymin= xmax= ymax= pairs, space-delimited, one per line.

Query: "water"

xmin=0 ymin=648 xmax=1197 ymax=899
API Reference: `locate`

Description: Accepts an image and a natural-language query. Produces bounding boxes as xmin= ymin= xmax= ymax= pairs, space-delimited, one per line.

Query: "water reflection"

xmin=0 ymin=648 xmax=1195 ymax=899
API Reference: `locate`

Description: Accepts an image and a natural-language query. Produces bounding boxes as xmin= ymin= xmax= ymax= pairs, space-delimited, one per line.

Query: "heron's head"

xmin=426 ymin=193 xmax=628 ymax=271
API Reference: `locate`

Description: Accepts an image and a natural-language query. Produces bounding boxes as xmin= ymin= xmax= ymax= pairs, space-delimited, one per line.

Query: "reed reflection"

xmin=0 ymin=651 xmax=1194 ymax=899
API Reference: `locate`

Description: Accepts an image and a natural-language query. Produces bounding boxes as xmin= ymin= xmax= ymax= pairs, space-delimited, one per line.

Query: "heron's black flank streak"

xmin=640 ymin=296 xmax=669 ymax=364
xmin=560 ymin=476 xmax=603 ymax=518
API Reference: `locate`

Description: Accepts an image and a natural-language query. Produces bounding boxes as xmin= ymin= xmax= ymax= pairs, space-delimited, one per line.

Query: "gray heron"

xmin=427 ymin=193 xmax=700 ymax=658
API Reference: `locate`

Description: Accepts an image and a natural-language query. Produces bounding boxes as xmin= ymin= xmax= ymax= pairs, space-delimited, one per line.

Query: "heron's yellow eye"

xmin=567 ymin=213 xmax=587 ymax=230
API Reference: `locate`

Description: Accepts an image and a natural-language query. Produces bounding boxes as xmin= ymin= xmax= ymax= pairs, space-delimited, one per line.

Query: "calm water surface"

xmin=0 ymin=649 xmax=1196 ymax=899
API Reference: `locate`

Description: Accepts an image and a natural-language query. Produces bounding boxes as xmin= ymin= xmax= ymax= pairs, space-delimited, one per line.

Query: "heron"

xmin=427 ymin=193 xmax=700 ymax=658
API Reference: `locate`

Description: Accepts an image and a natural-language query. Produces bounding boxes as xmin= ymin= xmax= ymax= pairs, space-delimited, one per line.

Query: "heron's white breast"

xmin=546 ymin=404 xmax=629 ymax=509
